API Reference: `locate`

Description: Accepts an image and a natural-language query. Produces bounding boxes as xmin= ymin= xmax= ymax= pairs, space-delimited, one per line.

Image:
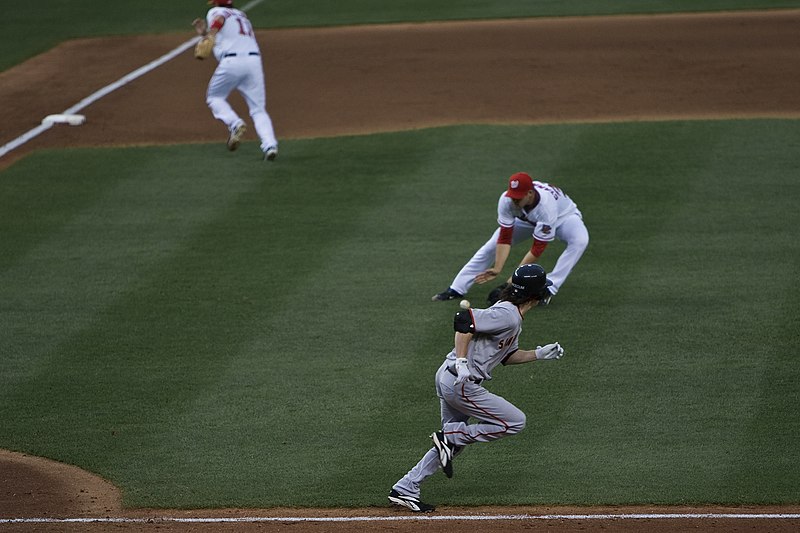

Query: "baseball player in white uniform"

xmin=432 ymin=172 xmax=589 ymax=305
xmin=390 ymin=264 xmax=565 ymax=513
xmin=193 ymin=0 xmax=278 ymax=161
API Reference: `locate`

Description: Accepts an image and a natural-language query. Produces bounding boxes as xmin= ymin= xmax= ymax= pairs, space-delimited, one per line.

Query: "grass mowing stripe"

xmin=592 ymin=122 xmax=765 ymax=504
xmin=0 ymin=146 xmax=284 ymax=493
xmin=1 ymin=120 xmax=798 ymax=508
xmin=0 ymin=148 xmax=205 ymax=386
xmin=706 ymin=121 xmax=800 ymax=502
xmin=532 ymin=120 xmax=800 ymax=505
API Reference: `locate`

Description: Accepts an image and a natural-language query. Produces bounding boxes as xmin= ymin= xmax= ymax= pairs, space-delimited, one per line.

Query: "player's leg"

xmin=206 ymin=63 xmax=245 ymax=132
xmin=547 ymin=213 xmax=589 ymax=294
xmin=392 ymin=364 xmax=466 ymax=497
xmin=441 ymin=381 xmax=526 ymax=446
xmin=391 ymin=448 xmax=439 ymax=499
xmin=446 ymin=229 xmax=501 ymax=296
xmin=237 ymin=61 xmax=278 ymax=157
xmin=392 ymin=409 xmax=467 ymax=496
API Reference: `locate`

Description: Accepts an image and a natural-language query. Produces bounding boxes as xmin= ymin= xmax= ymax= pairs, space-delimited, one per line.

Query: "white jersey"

xmin=496 ymin=181 xmax=579 ymax=242
xmin=446 ymin=301 xmax=523 ymax=382
xmin=207 ymin=7 xmax=261 ymax=61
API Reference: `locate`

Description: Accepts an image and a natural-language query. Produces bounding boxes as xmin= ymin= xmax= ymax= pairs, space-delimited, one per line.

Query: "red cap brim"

xmin=505 ymin=189 xmax=528 ymax=199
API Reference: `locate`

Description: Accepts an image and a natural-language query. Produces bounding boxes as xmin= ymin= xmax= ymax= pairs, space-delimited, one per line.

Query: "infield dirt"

xmin=2 ymin=9 xmax=800 ymax=532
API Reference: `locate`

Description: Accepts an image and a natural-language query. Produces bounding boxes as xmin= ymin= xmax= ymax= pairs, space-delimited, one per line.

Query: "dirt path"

xmin=2 ymin=10 xmax=800 ymax=532
xmin=2 ymin=10 xmax=799 ymax=167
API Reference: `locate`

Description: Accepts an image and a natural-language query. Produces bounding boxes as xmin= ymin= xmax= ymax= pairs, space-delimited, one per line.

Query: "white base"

xmin=42 ymin=114 xmax=86 ymax=126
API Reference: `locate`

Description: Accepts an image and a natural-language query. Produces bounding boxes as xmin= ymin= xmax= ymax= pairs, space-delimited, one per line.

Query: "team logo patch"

xmin=510 ymin=179 xmax=520 ymax=189
xmin=541 ymin=225 xmax=552 ymax=235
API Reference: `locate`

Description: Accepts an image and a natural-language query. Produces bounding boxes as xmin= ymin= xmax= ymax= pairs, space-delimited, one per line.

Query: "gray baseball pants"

xmin=392 ymin=361 xmax=526 ymax=498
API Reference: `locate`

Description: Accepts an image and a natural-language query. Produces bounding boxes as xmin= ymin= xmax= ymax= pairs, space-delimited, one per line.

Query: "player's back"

xmin=209 ymin=7 xmax=260 ymax=58
xmin=533 ymin=181 xmax=578 ymax=218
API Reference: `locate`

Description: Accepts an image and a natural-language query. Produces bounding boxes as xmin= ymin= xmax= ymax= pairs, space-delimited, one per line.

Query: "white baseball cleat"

xmin=227 ymin=123 xmax=247 ymax=151
xmin=388 ymin=490 xmax=435 ymax=513
xmin=264 ymin=146 xmax=278 ymax=161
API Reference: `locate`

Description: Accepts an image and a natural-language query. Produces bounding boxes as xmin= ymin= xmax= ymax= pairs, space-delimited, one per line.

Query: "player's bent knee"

xmin=506 ymin=412 xmax=526 ymax=435
xmin=206 ymin=96 xmax=226 ymax=109
xmin=569 ymin=233 xmax=589 ymax=253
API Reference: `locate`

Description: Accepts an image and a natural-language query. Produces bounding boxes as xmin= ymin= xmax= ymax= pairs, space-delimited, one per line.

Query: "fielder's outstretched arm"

xmin=192 ymin=18 xmax=208 ymax=35
xmin=519 ymin=240 xmax=548 ymax=267
xmin=506 ymin=240 xmax=548 ymax=283
xmin=474 ymin=242 xmax=511 ymax=284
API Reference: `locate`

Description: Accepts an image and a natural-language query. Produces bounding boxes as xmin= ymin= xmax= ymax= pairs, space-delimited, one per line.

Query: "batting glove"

xmin=454 ymin=357 xmax=471 ymax=384
xmin=535 ymin=342 xmax=564 ymax=360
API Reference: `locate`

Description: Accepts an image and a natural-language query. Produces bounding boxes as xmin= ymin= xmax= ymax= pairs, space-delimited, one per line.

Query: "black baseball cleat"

xmin=431 ymin=430 xmax=456 ymax=478
xmin=538 ymin=289 xmax=554 ymax=306
xmin=388 ymin=489 xmax=436 ymax=513
xmin=431 ymin=288 xmax=463 ymax=302
xmin=486 ymin=283 xmax=509 ymax=306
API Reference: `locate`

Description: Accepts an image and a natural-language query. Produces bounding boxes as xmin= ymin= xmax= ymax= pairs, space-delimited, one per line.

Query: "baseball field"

xmin=1 ymin=1 xmax=800 ymax=531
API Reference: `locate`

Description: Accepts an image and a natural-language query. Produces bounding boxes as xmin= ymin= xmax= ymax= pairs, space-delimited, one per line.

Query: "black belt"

xmin=223 ymin=52 xmax=260 ymax=57
xmin=447 ymin=365 xmax=482 ymax=385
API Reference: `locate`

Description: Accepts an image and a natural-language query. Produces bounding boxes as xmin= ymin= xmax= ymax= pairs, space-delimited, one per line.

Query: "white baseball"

xmin=459 ymin=299 xmax=471 ymax=310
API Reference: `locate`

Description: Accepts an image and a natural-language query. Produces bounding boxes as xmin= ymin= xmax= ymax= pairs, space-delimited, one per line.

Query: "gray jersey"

xmin=446 ymin=301 xmax=523 ymax=382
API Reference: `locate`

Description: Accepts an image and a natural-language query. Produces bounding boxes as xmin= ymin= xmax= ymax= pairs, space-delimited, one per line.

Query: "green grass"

xmin=1 ymin=119 xmax=799 ymax=508
xmin=4 ymin=0 xmax=800 ymax=71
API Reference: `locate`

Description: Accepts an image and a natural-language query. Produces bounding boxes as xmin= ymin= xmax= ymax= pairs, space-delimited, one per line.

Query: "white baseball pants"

xmin=206 ymin=56 xmax=278 ymax=151
xmin=449 ymin=212 xmax=589 ymax=296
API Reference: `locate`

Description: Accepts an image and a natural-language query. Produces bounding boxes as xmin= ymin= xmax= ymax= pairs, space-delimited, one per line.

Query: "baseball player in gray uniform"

xmin=390 ymin=264 xmax=565 ymax=513
xmin=432 ymin=172 xmax=589 ymax=306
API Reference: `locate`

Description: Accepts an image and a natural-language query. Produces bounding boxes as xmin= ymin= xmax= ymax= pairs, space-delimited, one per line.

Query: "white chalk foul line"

xmin=2 ymin=513 xmax=800 ymax=524
xmin=0 ymin=0 xmax=267 ymax=161
xmin=0 ymin=38 xmax=197 ymax=161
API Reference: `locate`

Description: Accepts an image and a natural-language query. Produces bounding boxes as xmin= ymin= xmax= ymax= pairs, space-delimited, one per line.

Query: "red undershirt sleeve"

xmin=497 ymin=226 xmax=514 ymax=245
xmin=531 ymin=239 xmax=548 ymax=256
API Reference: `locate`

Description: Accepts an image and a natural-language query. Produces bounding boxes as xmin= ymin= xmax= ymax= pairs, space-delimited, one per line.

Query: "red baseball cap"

xmin=505 ymin=172 xmax=533 ymax=199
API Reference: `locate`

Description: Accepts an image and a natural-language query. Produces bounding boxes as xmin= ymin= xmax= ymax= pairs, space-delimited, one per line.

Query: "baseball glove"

xmin=486 ymin=283 xmax=509 ymax=306
xmin=194 ymin=35 xmax=215 ymax=60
